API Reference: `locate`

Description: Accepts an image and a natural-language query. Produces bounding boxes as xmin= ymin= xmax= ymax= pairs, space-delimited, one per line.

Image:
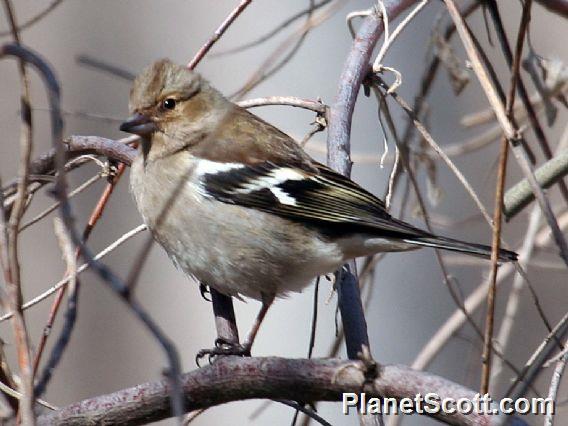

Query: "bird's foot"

xmin=195 ymin=338 xmax=251 ymax=366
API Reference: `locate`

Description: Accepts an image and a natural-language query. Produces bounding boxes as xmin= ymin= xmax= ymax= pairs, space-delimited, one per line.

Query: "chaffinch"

xmin=120 ymin=59 xmax=517 ymax=356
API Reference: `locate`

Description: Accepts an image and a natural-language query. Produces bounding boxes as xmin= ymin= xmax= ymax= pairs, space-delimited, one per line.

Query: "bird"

xmin=120 ymin=59 xmax=517 ymax=357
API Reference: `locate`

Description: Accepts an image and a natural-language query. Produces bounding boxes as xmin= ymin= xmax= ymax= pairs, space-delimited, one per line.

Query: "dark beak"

xmin=120 ymin=113 xmax=156 ymax=136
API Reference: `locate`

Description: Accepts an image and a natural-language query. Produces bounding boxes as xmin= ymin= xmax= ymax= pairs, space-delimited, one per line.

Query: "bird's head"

xmin=120 ymin=59 xmax=228 ymax=158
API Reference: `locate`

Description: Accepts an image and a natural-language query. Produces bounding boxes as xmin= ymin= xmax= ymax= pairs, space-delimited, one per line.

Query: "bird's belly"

xmin=130 ymin=158 xmax=344 ymax=300
xmin=150 ymin=202 xmax=344 ymax=300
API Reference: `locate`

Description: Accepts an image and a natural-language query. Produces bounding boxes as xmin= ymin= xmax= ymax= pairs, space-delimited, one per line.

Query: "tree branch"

xmin=325 ymin=0 xmax=418 ymax=364
xmin=37 ymin=357 xmax=502 ymax=426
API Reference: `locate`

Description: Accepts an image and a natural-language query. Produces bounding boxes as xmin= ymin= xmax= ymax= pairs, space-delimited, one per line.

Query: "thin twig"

xmin=183 ymin=409 xmax=205 ymax=425
xmin=372 ymin=0 xmax=429 ymax=72
xmin=236 ymin=96 xmax=327 ymax=114
xmin=0 ymin=182 xmax=19 ymax=414
xmin=186 ymin=0 xmax=253 ymax=70
xmin=371 ymin=82 xmax=490 ymax=370
xmin=2 ymin=134 xmax=136 ymax=202
xmin=19 ymin=173 xmax=101 ymax=232
xmin=481 ymin=0 xmax=531 ymax=396
xmin=491 ymin=136 xmax=568 ymax=388
xmin=444 ymin=119 xmax=520 ymax=158
xmin=373 ymin=76 xmax=494 ymax=227
xmin=285 ymin=275 xmax=320 ymax=426
xmin=443 ymin=253 xmax=565 ymax=270
xmin=459 ymin=85 xmax=565 ymax=128
xmin=398 ymin=1 xmax=479 ymax=150
xmin=34 ymin=105 xmax=125 ymax=123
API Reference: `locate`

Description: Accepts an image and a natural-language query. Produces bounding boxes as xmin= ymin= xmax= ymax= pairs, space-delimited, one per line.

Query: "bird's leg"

xmin=240 ymin=292 xmax=275 ymax=354
xmin=210 ymin=287 xmax=239 ymax=346
xmin=196 ymin=293 xmax=274 ymax=364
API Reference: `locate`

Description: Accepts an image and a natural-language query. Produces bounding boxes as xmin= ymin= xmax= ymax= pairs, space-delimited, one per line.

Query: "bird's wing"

xmin=198 ymin=160 xmax=431 ymax=239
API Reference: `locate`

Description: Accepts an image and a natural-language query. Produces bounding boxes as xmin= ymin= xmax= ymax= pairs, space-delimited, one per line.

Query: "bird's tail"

xmin=403 ymin=235 xmax=518 ymax=263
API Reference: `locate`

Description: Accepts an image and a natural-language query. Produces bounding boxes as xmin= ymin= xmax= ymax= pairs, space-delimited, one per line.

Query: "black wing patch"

xmin=201 ymin=161 xmax=431 ymax=239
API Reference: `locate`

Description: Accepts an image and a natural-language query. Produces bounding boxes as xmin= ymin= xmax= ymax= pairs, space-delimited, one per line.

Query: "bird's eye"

xmin=162 ymin=98 xmax=176 ymax=110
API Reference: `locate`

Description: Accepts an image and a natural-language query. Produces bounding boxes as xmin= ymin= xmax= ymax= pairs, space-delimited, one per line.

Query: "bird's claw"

xmin=195 ymin=338 xmax=251 ymax=366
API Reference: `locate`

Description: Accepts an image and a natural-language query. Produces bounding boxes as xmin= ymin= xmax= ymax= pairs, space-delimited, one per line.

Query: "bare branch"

xmin=37 ymin=357 xmax=503 ymax=426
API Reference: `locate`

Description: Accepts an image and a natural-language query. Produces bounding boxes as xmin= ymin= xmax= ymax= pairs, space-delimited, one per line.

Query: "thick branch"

xmin=326 ymin=10 xmax=381 ymax=175
xmin=37 ymin=357 xmax=500 ymax=426
xmin=325 ymin=0 xmax=417 ymax=362
xmin=2 ymin=135 xmax=136 ymax=204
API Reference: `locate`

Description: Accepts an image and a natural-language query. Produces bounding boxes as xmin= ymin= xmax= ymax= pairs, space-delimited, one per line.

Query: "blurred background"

xmin=0 ymin=1 xmax=566 ymax=425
